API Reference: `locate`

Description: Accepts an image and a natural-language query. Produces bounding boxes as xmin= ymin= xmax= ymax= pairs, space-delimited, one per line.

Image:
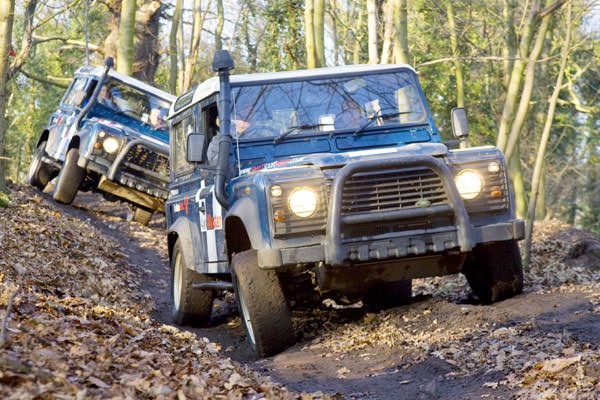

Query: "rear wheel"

xmin=232 ymin=250 xmax=295 ymax=358
xmin=364 ymin=279 xmax=412 ymax=311
xmin=27 ymin=141 xmax=52 ymax=190
xmin=171 ymin=239 xmax=214 ymax=326
xmin=462 ymin=240 xmax=523 ymax=303
xmin=53 ymin=147 xmax=85 ymax=204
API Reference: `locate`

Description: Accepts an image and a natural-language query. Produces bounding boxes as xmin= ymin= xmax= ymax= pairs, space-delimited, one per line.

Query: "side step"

xmin=192 ymin=280 xmax=233 ymax=290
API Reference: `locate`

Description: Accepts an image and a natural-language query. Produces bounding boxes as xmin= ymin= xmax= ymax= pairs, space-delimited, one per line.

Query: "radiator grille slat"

xmin=342 ymin=167 xmax=448 ymax=214
xmin=124 ymin=144 xmax=169 ymax=177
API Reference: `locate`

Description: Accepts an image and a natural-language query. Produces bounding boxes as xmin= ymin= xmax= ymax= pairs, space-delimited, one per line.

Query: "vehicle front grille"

xmin=341 ymin=167 xmax=449 ymax=215
xmin=124 ymin=144 xmax=169 ymax=177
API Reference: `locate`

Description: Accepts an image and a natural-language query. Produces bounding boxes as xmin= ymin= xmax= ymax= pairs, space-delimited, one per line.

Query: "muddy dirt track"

xmin=3 ymin=186 xmax=600 ymax=399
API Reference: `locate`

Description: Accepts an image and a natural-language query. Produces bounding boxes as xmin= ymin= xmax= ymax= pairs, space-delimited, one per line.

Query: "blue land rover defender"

xmin=166 ymin=51 xmax=524 ymax=357
xmin=27 ymin=58 xmax=175 ymax=224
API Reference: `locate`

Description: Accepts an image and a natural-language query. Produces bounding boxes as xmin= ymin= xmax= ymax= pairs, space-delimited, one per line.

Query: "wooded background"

xmin=0 ymin=0 xmax=598 ymax=238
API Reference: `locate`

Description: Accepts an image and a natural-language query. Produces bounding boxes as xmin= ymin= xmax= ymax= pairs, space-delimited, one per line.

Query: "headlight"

xmin=455 ymin=170 xmax=483 ymax=199
xmin=102 ymin=137 xmax=121 ymax=154
xmin=288 ymin=187 xmax=318 ymax=217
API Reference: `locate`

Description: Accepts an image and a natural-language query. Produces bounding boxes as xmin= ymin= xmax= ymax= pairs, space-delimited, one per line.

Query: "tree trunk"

xmin=510 ymin=145 xmax=527 ymax=219
xmin=169 ymin=0 xmax=183 ymax=93
xmin=305 ymin=0 xmax=317 ymax=68
xmin=314 ymin=0 xmax=325 ymax=67
xmin=380 ymin=0 xmax=393 ymax=64
xmin=329 ymin=0 xmax=339 ymax=65
xmin=524 ymin=1 xmax=571 ymax=267
xmin=215 ymin=0 xmax=224 ymax=50
xmin=117 ymin=0 xmax=136 ymax=75
xmin=446 ymin=1 xmax=464 ymax=107
xmin=392 ymin=0 xmax=409 ymax=64
xmin=0 ymin=0 xmax=15 ymax=192
xmin=133 ymin=0 xmax=160 ymax=83
xmin=502 ymin=0 xmax=518 ymax=88
xmin=496 ymin=0 xmax=541 ymax=152
xmin=182 ymin=0 xmax=204 ymax=92
xmin=367 ymin=0 xmax=378 ymax=64
xmin=503 ymin=14 xmax=550 ymax=163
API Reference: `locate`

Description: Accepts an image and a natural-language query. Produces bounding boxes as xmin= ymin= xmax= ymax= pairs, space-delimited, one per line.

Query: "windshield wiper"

xmin=352 ymin=111 xmax=412 ymax=136
xmin=274 ymin=123 xmax=325 ymax=143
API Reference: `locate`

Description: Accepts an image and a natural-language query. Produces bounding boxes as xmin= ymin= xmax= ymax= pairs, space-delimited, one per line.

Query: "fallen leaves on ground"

xmin=0 ymin=186 xmax=320 ymax=399
xmin=300 ymin=220 xmax=600 ymax=399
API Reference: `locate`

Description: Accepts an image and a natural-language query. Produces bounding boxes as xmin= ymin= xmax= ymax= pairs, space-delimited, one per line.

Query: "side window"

xmin=62 ymin=78 xmax=89 ymax=107
xmin=171 ymin=115 xmax=195 ymax=175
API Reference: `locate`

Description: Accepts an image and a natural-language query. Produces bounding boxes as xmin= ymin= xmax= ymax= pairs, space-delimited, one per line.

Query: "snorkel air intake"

xmin=212 ymin=50 xmax=235 ymax=210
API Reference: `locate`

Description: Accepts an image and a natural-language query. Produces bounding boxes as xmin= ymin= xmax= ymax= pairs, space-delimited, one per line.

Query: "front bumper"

xmin=79 ymin=138 xmax=170 ymax=204
xmin=257 ymin=155 xmax=524 ymax=269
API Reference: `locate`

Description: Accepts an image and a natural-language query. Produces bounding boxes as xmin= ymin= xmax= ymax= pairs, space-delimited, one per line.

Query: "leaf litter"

xmin=0 ymin=186 xmax=320 ymax=399
xmin=2 ymin=184 xmax=600 ymax=399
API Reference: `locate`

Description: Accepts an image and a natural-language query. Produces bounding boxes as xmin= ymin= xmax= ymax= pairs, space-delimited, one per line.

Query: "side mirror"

xmin=451 ymin=107 xmax=469 ymax=139
xmin=186 ymin=132 xmax=207 ymax=163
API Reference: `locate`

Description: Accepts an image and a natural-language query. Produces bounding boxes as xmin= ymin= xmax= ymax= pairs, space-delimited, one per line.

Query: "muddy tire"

xmin=462 ymin=240 xmax=523 ymax=303
xmin=130 ymin=207 xmax=153 ymax=225
xmin=171 ymin=239 xmax=214 ymax=326
xmin=232 ymin=249 xmax=295 ymax=358
xmin=364 ymin=279 xmax=412 ymax=311
xmin=53 ymin=147 xmax=85 ymax=204
xmin=27 ymin=141 xmax=52 ymax=190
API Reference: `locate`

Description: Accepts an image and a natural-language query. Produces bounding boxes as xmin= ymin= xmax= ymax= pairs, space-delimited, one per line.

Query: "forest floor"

xmin=1 ymin=183 xmax=600 ymax=399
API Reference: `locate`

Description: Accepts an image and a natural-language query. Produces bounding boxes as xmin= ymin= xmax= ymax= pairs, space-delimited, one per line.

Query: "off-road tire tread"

xmin=171 ymin=239 xmax=214 ymax=326
xmin=463 ymin=240 xmax=524 ymax=303
xmin=53 ymin=147 xmax=85 ymax=204
xmin=232 ymin=249 xmax=295 ymax=358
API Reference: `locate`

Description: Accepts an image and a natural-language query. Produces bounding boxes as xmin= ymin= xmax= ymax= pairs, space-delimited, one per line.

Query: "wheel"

xmin=462 ymin=240 xmax=523 ymax=303
xmin=129 ymin=207 xmax=153 ymax=225
xmin=232 ymin=249 xmax=295 ymax=358
xmin=53 ymin=147 xmax=85 ymax=204
xmin=171 ymin=239 xmax=214 ymax=326
xmin=364 ymin=279 xmax=412 ymax=311
xmin=27 ymin=141 xmax=52 ymax=190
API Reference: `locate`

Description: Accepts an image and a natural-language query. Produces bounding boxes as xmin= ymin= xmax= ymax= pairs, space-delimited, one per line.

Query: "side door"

xmin=46 ymin=76 xmax=97 ymax=160
xmin=167 ymin=100 xmax=228 ymax=275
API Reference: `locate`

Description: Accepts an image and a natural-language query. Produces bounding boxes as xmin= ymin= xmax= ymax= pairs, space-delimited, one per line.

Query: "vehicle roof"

xmin=74 ymin=65 xmax=176 ymax=102
xmin=169 ymin=63 xmax=417 ymax=118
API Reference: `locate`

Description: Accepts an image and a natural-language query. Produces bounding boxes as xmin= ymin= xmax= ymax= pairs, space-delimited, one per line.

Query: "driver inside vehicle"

xmin=98 ymin=85 xmax=119 ymax=111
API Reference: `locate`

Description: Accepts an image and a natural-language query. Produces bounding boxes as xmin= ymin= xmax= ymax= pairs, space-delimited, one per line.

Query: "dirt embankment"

xmin=1 ymin=184 xmax=599 ymax=399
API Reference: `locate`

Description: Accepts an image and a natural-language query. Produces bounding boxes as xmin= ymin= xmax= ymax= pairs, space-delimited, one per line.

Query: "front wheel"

xmin=53 ymin=147 xmax=85 ymax=204
xmin=27 ymin=141 xmax=52 ymax=190
xmin=462 ymin=240 xmax=523 ymax=303
xmin=171 ymin=239 xmax=214 ymax=326
xmin=232 ymin=250 xmax=295 ymax=358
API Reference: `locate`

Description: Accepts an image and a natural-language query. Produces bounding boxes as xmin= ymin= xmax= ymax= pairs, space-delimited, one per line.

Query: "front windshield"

xmin=97 ymin=77 xmax=171 ymax=131
xmin=230 ymin=70 xmax=426 ymax=140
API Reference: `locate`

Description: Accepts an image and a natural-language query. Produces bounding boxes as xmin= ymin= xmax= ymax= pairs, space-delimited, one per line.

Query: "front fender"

xmin=168 ymin=215 xmax=203 ymax=273
xmin=226 ymin=196 xmax=270 ymax=252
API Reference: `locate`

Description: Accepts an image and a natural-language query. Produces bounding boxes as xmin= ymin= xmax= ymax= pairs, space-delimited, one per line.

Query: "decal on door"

xmin=196 ymin=181 xmax=225 ymax=272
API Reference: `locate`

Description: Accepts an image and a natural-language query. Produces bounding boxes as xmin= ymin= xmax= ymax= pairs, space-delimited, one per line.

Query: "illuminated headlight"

xmin=102 ymin=137 xmax=121 ymax=154
xmin=455 ymin=170 xmax=483 ymax=200
xmin=288 ymin=188 xmax=318 ymax=217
